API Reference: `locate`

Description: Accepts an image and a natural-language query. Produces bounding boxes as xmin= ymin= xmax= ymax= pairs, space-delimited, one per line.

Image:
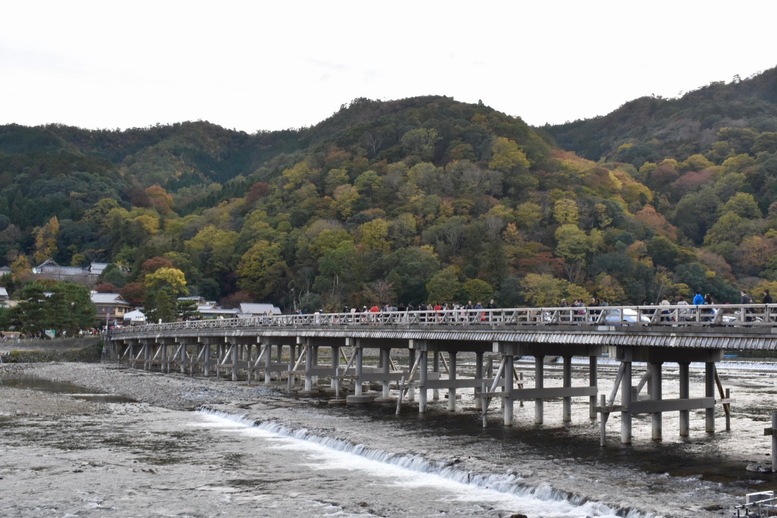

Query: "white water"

xmin=4 ymin=359 xmax=774 ymax=517
xmin=195 ymin=410 xmax=643 ymax=517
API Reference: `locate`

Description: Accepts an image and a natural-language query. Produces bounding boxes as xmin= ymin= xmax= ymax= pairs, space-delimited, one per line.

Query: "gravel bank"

xmin=0 ymin=362 xmax=284 ymax=414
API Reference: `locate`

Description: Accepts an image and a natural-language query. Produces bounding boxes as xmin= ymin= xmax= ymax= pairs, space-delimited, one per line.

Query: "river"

xmin=1 ymin=358 xmax=776 ymax=517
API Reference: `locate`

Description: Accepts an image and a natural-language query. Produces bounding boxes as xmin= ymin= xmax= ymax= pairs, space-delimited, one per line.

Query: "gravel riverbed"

xmin=1 ymin=361 xmax=776 ymax=517
xmin=0 ymin=362 xmax=283 ymax=415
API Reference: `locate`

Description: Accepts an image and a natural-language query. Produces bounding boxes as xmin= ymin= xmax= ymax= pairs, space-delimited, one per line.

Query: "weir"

xmin=107 ymin=303 xmax=777 ymax=446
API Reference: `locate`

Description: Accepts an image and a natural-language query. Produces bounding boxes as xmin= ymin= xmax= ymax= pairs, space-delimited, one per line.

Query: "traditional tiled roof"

xmin=91 ymin=292 xmax=132 ymax=307
xmin=239 ymin=303 xmax=282 ymax=315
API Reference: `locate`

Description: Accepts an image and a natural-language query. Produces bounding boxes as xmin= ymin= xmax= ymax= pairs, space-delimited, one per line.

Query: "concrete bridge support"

xmin=621 ymin=357 xmax=633 ymax=445
xmin=304 ymin=343 xmax=314 ymax=392
xmin=178 ymin=340 xmax=188 ymax=374
xmin=381 ymin=348 xmax=391 ymax=399
xmin=706 ymin=361 xmax=715 ymax=434
xmin=475 ymin=351 xmax=484 ymax=411
xmin=406 ymin=348 xmax=416 ymax=402
xmin=562 ymin=355 xmax=572 ymax=423
xmin=679 ymin=362 xmax=690 ymax=436
xmin=331 ymin=345 xmax=340 ymax=394
xmin=433 ymin=351 xmax=440 ymax=401
xmin=263 ymin=340 xmax=272 ymax=383
xmin=419 ymin=350 xmax=428 ymax=413
xmin=504 ymin=354 xmax=514 ymax=426
xmin=203 ymin=343 xmax=212 ymax=377
xmin=448 ymin=351 xmax=457 ymax=412
xmin=534 ymin=355 xmax=544 ymax=425
xmin=589 ymin=355 xmax=598 ymax=420
xmin=611 ymin=346 xmax=724 ymax=445
xmin=650 ymin=361 xmax=662 ymax=441
xmin=354 ymin=346 xmax=364 ymax=397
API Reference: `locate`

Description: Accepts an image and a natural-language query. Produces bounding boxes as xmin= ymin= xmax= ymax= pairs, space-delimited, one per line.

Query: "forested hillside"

xmin=2 ymin=69 xmax=777 ymax=316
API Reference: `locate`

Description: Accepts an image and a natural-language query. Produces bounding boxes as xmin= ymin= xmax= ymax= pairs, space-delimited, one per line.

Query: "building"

xmin=91 ymin=292 xmax=133 ymax=327
xmin=239 ymin=303 xmax=282 ymax=316
xmin=123 ymin=309 xmax=147 ymax=325
xmin=175 ymin=297 xmax=282 ymax=320
xmin=32 ymin=259 xmax=128 ymax=287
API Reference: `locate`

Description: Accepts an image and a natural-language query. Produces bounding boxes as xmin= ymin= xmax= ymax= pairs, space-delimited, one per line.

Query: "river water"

xmin=2 ymin=358 xmax=777 ymax=517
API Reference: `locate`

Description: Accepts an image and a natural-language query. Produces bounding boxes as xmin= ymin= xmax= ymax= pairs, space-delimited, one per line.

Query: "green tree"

xmin=489 ymin=137 xmax=535 ymax=195
xmin=146 ymin=287 xmax=178 ymax=323
xmin=723 ymin=192 xmax=762 ymax=219
xmin=704 ymin=212 xmax=757 ymax=247
xmin=555 ymin=224 xmax=589 ymax=283
xmin=462 ymin=278 xmax=493 ymax=304
xmin=553 ymin=199 xmax=580 ymax=225
xmin=33 ymin=215 xmax=60 ymax=264
xmin=489 ymin=137 xmax=530 ymax=173
xmin=520 ymin=273 xmax=566 ymax=306
xmin=236 ymin=240 xmax=289 ymax=300
xmin=144 ymin=267 xmax=188 ymax=296
xmin=11 ymin=280 xmax=95 ymax=336
xmin=385 ymin=246 xmax=440 ymax=305
xmin=426 ymin=266 xmax=461 ymax=304
xmin=177 ymin=298 xmax=200 ymax=321
xmin=400 ymin=128 xmax=439 ymax=161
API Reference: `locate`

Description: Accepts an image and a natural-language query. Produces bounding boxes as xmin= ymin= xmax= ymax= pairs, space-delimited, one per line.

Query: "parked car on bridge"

xmin=600 ymin=308 xmax=650 ymax=325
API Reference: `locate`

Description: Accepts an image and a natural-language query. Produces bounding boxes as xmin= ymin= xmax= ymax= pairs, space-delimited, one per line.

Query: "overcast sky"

xmin=2 ymin=1 xmax=775 ymax=133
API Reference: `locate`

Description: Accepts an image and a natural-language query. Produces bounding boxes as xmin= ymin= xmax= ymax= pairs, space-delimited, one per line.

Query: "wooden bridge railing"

xmin=108 ymin=303 xmax=777 ymax=336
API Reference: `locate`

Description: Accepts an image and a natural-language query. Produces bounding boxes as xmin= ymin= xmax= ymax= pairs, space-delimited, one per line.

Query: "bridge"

xmin=107 ymin=303 xmax=777 ymax=446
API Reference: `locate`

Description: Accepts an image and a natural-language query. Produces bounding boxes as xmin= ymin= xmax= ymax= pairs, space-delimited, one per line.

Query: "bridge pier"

xmin=535 ymin=354 xmax=544 ymax=425
xmin=562 ymin=355 xmax=572 ymax=423
xmin=504 ymin=354 xmax=514 ymax=425
xmin=433 ymin=351 xmax=440 ymax=401
xmin=304 ymin=342 xmax=314 ymax=392
xmin=406 ymin=348 xmax=416 ymax=402
xmin=178 ymin=340 xmax=187 ymax=374
xmin=331 ymin=345 xmax=340 ymax=394
xmin=610 ymin=346 xmax=725 ymax=445
xmin=143 ymin=340 xmax=151 ymax=370
xmin=448 ymin=351 xmax=457 ymax=412
xmin=201 ymin=346 xmax=211 ymax=378
xmin=474 ymin=351 xmax=484 ymax=411
xmin=263 ymin=340 xmax=272 ymax=383
xmin=589 ymin=355 xmax=598 ymax=420
xmin=621 ymin=356 xmax=633 ymax=444
xmin=419 ymin=350 xmax=428 ymax=413
xmin=380 ymin=348 xmax=391 ymax=400
xmin=650 ymin=361 xmax=662 ymax=441
xmin=706 ymin=361 xmax=715 ymax=433
xmin=490 ymin=342 xmax=602 ymax=428
xmin=679 ymin=362 xmax=690 ymax=436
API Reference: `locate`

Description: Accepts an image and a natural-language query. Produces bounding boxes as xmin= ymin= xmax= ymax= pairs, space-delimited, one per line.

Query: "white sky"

xmin=2 ymin=1 xmax=775 ymax=133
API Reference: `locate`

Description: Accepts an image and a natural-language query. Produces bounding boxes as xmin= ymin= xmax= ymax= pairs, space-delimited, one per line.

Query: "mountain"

xmin=2 ymin=79 xmax=777 ymax=317
xmin=543 ymin=66 xmax=777 ymax=166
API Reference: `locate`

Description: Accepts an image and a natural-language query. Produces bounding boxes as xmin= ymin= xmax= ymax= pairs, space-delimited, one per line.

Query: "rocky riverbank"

xmin=0 ymin=337 xmax=103 ymax=363
xmin=0 ymin=362 xmax=283 ymax=415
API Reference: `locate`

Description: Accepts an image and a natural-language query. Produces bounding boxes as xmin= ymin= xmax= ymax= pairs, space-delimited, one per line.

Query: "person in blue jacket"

xmin=692 ymin=290 xmax=705 ymax=305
